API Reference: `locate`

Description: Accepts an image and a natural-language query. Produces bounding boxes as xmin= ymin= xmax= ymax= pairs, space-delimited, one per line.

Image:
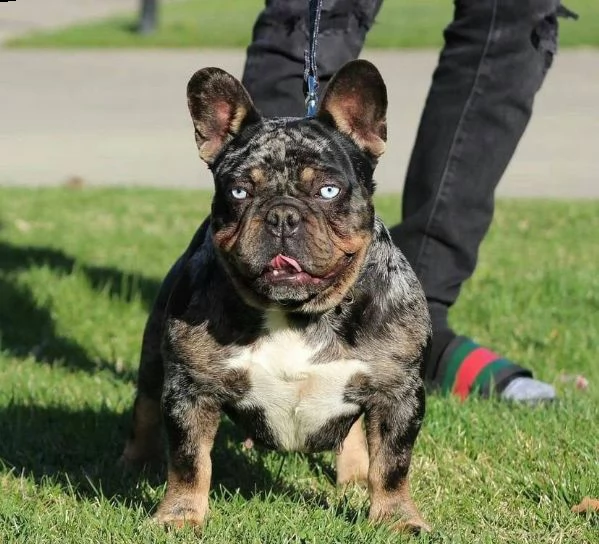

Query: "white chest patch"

xmin=225 ymin=311 xmax=368 ymax=451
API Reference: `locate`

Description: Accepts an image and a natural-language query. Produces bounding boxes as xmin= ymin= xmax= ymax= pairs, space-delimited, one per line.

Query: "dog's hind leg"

xmin=336 ymin=416 xmax=369 ymax=486
xmin=119 ymin=307 xmax=167 ymax=467
xmin=119 ymin=258 xmax=188 ymax=467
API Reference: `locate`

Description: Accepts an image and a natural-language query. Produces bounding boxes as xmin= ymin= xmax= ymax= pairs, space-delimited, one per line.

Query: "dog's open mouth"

xmin=261 ymin=253 xmax=352 ymax=285
xmin=262 ymin=254 xmax=320 ymax=285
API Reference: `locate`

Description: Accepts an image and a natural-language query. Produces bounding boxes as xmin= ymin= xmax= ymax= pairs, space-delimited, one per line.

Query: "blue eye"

xmin=319 ymin=185 xmax=340 ymax=199
xmin=231 ymin=187 xmax=248 ymax=200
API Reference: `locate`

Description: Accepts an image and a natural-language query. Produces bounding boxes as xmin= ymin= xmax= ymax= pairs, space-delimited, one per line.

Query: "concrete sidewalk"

xmin=1 ymin=48 xmax=598 ymax=197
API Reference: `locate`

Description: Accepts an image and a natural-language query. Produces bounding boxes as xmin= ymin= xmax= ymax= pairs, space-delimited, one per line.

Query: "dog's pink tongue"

xmin=271 ymin=254 xmax=302 ymax=272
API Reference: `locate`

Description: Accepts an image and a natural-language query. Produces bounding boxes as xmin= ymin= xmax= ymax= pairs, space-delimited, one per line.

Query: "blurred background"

xmin=1 ymin=0 xmax=598 ymax=197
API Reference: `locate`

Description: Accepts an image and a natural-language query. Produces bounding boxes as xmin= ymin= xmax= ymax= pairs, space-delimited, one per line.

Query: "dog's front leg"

xmin=365 ymin=383 xmax=430 ymax=534
xmin=154 ymin=390 xmax=220 ymax=529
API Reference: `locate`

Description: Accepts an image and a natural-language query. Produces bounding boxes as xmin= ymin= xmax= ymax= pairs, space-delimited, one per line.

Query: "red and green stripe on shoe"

xmin=438 ymin=336 xmax=556 ymax=403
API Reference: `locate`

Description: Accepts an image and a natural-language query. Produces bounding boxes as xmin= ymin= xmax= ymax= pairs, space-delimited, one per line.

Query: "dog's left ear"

xmin=317 ymin=60 xmax=387 ymax=159
xmin=187 ymin=67 xmax=260 ymax=165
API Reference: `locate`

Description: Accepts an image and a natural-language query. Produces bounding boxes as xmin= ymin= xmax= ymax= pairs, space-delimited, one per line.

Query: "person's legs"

xmin=390 ymin=0 xmax=576 ymax=400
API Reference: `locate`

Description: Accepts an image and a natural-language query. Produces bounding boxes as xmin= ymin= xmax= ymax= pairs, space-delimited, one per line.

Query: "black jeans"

xmin=241 ymin=0 xmax=574 ymax=381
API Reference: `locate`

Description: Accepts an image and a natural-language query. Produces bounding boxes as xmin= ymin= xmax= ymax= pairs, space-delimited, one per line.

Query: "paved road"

xmin=1 ymin=48 xmax=598 ymax=197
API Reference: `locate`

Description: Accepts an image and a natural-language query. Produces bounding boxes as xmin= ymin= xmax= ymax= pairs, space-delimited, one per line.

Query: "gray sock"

xmin=500 ymin=377 xmax=556 ymax=403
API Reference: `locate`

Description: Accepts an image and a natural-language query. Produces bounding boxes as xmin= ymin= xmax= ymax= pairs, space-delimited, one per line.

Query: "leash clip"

xmin=305 ymin=74 xmax=319 ymax=118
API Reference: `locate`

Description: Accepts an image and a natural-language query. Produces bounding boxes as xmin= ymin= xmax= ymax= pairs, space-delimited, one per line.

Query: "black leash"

xmin=303 ymin=0 xmax=323 ymax=117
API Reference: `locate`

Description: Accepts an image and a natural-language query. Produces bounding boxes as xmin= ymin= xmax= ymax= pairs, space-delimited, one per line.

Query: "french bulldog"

xmin=120 ymin=59 xmax=431 ymax=534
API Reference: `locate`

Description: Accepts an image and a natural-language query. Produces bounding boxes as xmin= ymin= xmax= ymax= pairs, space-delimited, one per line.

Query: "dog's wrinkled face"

xmin=187 ymin=60 xmax=388 ymax=312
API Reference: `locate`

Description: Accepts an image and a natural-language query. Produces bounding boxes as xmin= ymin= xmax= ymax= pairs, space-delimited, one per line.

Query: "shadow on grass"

xmin=0 ymin=241 xmax=161 ymax=380
xmin=0 ymin=241 xmax=357 ymax=517
xmin=0 ymin=402 xmax=347 ymax=517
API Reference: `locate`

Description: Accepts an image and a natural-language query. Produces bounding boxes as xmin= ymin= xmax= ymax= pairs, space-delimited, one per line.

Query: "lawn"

xmin=0 ymin=188 xmax=597 ymax=543
xmin=7 ymin=0 xmax=599 ymax=49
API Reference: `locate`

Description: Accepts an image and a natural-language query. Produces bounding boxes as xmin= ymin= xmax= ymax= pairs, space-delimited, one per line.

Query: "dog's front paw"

xmin=153 ymin=496 xmax=209 ymax=529
xmin=389 ymin=518 xmax=431 ymax=535
xmin=369 ymin=510 xmax=431 ymax=536
xmin=368 ymin=491 xmax=431 ymax=535
xmin=153 ymin=509 xmax=205 ymax=529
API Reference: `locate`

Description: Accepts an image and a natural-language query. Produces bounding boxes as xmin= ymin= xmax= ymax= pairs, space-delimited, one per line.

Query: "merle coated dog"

xmin=120 ymin=59 xmax=431 ymax=533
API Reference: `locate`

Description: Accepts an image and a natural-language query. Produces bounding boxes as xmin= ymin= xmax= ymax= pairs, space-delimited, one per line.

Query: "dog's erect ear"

xmin=317 ymin=60 xmax=387 ymax=159
xmin=187 ymin=67 xmax=260 ymax=165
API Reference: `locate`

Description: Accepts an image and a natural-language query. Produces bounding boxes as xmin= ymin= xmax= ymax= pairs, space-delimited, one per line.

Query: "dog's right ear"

xmin=187 ymin=67 xmax=260 ymax=165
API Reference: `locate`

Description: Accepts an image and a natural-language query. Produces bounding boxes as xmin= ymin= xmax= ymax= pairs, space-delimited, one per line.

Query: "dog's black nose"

xmin=265 ymin=204 xmax=301 ymax=237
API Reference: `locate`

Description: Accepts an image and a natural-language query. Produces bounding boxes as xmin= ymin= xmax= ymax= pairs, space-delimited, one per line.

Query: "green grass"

xmin=0 ymin=187 xmax=597 ymax=543
xmin=7 ymin=0 xmax=598 ymax=49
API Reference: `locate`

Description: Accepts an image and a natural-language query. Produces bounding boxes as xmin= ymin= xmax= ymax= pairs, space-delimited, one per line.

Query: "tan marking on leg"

xmin=154 ymin=467 xmax=210 ymax=528
xmin=336 ymin=416 xmax=369 ymax=486
xmin=369 ymin=477 xmax=430 ymax=534
xmin=154 ymin=409 xmax=219 ymax=529
xmin=119 ymin=394 xmax=163 ymax=467
xmin=366 ymin=412 xmax=430 ymax=534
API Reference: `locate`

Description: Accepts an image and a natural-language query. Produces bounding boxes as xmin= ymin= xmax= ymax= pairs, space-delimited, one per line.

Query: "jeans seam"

xmin=412 ymin=0 xmax=499 ymax=280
